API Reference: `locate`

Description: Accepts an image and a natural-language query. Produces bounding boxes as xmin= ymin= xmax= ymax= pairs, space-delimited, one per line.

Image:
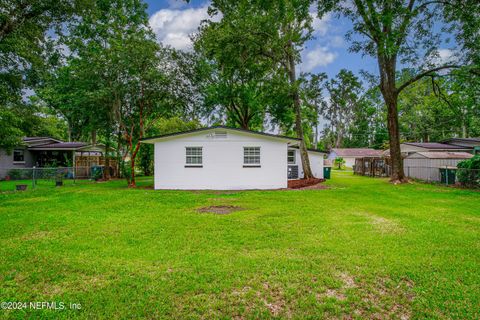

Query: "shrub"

xmin=7 ymin=169 xmax=32 ymax=180
xmin=457 ymin=156 xmax=480 ymax=187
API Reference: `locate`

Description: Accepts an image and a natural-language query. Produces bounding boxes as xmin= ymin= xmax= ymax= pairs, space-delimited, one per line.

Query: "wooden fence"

xmin=354 ymin=157 xmax=390 ymax=177
xmin=75 ymin=156 xmax=118 ymax=178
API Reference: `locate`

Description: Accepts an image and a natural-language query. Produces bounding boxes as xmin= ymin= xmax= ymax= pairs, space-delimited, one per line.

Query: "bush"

xmin=457 ymin=156 xmax=480 ymax=187
xmin=7 ymin=169 xmax=32 ymax=180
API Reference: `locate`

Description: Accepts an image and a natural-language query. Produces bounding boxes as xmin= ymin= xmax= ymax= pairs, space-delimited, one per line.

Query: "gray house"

xmin=0 ymin=137 xmax=113 ymax=179
xmin=441 ymin=138 xmax=480 ymax=154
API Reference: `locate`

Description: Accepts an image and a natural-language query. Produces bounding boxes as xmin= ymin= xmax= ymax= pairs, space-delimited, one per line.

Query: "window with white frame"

xmin=243 ymin=147 xmax=260 ymax=165
xmin=287 ymin=150 xmax=296 ymax=164
xmin=13 ymin=149 xmax=25 ymax=163
xmin=185 ymin=147 xmax=202 ymax=165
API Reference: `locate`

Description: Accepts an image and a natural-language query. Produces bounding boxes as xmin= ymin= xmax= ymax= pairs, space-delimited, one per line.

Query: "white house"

xmin=141 ymin=126 xmax=325 ymax=190
xmin=328 ymin=148 xmax=383 ymax=168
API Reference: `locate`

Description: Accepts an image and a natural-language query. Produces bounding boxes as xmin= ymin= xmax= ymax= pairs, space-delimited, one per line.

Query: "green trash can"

xmin=323 ymin=166 xmax=331 ymax=179
xmin=439 ymin=167 xmax=457 ymax=185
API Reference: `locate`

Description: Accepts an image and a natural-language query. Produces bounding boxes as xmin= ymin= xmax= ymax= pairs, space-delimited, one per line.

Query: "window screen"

xmin=288 ymin=150 xmax=296 ymax=164
xmin=244 ymin=147 xmax=260 ymax=165
xmin=186 ymin=147 xmax=202 ymax=165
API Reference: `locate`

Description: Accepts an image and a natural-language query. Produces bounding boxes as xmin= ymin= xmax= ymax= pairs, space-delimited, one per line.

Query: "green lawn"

xmin=0 ymin=173 xmax=479 ymax=319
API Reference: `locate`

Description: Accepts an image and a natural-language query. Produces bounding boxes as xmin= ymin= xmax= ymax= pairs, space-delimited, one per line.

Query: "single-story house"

xmin=383 ymin=142 xmax=472 ymax=158
xmin=0 ymin=137 xmax=115 ymax=179
xmin=141 ymin=126 xmax=326 ymax=190
xmin=403 ymin=152 xmax=473 ymax=182
xmin=441 ymin=137 xmax=480 ymax=154
xmin=328 ymin=148 xmax=383 ymax=168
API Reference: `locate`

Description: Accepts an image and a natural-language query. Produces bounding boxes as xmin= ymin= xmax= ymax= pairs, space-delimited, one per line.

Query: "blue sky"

xmin=144 ymin=0 xmax=379 ymax=81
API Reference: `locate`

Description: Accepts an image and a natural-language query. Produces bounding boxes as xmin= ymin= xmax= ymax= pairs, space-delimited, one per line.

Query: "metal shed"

xmin=404 ymin=152 xmax=473 ymax=182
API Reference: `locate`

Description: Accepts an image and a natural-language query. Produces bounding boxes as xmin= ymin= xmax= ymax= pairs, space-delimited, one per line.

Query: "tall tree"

xmin=317 ymin=0 xmax=473 ymax=182
xmin=195 ymin=26 xmax=271 ymax=130
xmin=0 ymin=0 xmax=81 ymax=150
xmin=300 ymin=72 xmax=328 ymax=146
xmin=203 ymin=0 xmax=316 ymax=178
xmin=321 ymin=69 xmax=363 ymax=148
xmin=39 ymin=0 xmax=183 ymax=186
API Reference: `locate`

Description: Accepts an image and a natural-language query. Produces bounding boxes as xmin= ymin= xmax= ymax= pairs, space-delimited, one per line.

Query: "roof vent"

xmin=214 ymin=131 xmax=227 ymax=138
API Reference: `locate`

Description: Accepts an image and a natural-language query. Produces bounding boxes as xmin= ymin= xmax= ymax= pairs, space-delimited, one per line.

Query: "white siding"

xmin=153 ymin=131 xmax=289 ymax=190
xmin=291 ymin=148 xmax=325 ymax=179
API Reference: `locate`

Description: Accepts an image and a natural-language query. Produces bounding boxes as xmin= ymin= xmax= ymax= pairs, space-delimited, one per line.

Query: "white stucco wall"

xmin=291 ymin=149 xmax=325 ymax=179
xmin=153 ymin=130 xmax=291 ymax=190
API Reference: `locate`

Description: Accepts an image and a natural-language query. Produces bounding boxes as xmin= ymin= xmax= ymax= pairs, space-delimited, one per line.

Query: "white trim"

xmin=243 ymin=146 xmax=261 ymax=166
xmin=287 ymin=149 xmax=296 ymax=164
xmin=185 ymin=146 xmax=203 ymax=166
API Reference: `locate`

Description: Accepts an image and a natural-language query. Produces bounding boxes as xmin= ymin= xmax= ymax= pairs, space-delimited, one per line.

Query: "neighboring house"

xmin=404 ymin=152 xmax=473 ymax=182
xmin=441 ymin=137 xmax=480 ymax=154
xmin=141 ymin=126 xmax=326 ymax=190
xmin=0 ymin=137 xmax=114 ymax=179
xmin=328 ymin=148 xmax=383 ymax=168
xmin=383 ymin=142 xmax=472 ymax=158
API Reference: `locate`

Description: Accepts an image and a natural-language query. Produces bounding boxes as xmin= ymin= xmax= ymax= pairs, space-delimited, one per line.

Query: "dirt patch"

xmin=288 ymin=178 xmax=325 ymax=189
xmin=294 ymin=183 xmax=329 ymax=190
xmin=355 ymin=212 xmax=404 ymax=234
xmin=21 ymin=231 xmax=51 ymax=241
xmin=197 ymin=205 xmax=244 ymax=215
xmin=339 ymin=272 xmax=356 ymax=288
xmin=321 ymin=288 xmax=346 ymax=301
xmin=260 ymin=282 xmax=287 ymax=317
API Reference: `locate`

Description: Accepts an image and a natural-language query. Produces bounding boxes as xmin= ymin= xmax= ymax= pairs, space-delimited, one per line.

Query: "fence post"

xmin=32 ymin=166 xmax=36 ymax=189
xmin=445 ymin=165 xmax=448 ymax=186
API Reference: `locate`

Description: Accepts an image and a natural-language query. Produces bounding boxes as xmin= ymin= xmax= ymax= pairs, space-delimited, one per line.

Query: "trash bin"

xmin=323 ymin=166 xmax=331 ymax=179
xmin=439 ymin=167 xmax=457 ymax=185
xmin=91 ymin=165 xmax=104 ymax=180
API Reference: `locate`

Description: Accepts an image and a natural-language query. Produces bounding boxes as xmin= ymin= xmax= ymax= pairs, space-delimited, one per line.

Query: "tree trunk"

xmin=104 ymin=131 xmax=111 ymax=180
xmin=128 ymin=142 xmax=141 ymax=188
xmin=286 ymin=43 xmax=313 ymax=179
xmin=129 ymin=155 xmax=136 ymax=188
xmin=378 ymin=55 xmax=406 ymax=183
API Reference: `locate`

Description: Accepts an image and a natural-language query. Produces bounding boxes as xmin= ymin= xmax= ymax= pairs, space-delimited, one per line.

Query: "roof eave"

xmin=141 ymin=126 xmax=301 ymax=144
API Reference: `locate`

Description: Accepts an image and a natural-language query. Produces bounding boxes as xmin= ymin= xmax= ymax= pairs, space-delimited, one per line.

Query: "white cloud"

xmin=149 ymin=5 xmax=212 ymax=51
xmin=437 ymin=49 xmax=454 ymax=64
xmin=311 ymin=12 xmax=331 ymax=37
xmin=428 ymin=48 xmax=456 ymax=66
xmin=301 ymin=46 xmax=337 ymax=72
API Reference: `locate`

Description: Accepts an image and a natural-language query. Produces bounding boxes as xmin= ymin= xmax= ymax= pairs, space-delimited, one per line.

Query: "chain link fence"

xmin=0 ymin=166 xmax=103 ymax=192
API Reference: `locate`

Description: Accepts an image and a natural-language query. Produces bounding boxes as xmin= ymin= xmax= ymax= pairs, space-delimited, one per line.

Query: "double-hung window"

xmin=185 ymin=147 xmax=202 ymax=166
xmin=243 ymin=147 xmax=260 ymax=166
xmin=287 ymin=150 xmax=296 ymax=164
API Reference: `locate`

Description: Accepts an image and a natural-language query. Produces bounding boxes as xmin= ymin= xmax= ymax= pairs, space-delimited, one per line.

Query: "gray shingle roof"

xmin=408 ymin=152 xmax=474 ymax=159
xmin=403 ymin=142 xmax=469 ymax=150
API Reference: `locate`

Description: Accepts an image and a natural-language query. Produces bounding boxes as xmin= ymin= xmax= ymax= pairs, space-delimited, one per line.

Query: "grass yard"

xmin=0 ymin=172 xmax=479 ymax=319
